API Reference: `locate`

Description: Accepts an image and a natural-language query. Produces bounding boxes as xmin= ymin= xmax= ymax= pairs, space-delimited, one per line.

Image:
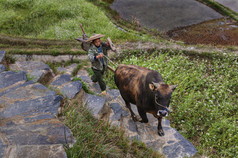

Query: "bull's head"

xmin=149 ymin=82 xmax=177 ymax=117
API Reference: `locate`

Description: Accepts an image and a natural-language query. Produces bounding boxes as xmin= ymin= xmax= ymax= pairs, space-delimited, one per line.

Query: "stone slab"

xmin=1 ymin=83 xmax=55 ymax=102
xmin=0 ymin=70 xmax=74 ymax=158
xmin=6 ymin=145 xmax=67 ymax=158
xmin=0 ymin=138 xmax=7 ymax=158
xmin=29 ymin=70 xmax=45 ymax=82
xmin=65 ymin=63 xmax=78 ymax=75
xmin=110 ymin=102 xmax=129 ymax=121
xmin=0 ymin=64 xmax=5 ymax=73
xmin=57 ymin=64 xmax=78 ymax=75
xmin=0 ymin=81 xmax=34 ymax=97
xmin=106 ymin=98 xmax=197 ymax=158
xmin=60 ymin=81 xmax=83 ymax=99
xmin=10 ymin=61 xmax=50 ymax=73
xmin=0 ymin=50 xmax=5 ymax=63
xmin=51 ymin=74 xmax=71 ymax=86
xmin=0 ymin=71 xmax=27 ymax=89
xmin=0 ymin=95 xmax=62 ymax=118
xmin=57 ymin=67 xmax=67 ymax=74
xmin=9 ymin=61 xmax=54 ymax=84
xmin=84 ymin=93 xmax=106 ymax=119
xmin=0 ymin=118 xmax=73 ymax=146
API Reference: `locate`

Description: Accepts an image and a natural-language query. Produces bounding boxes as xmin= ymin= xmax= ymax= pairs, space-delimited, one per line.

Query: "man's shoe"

xmin=100 ymin=90 xmax=107 ymax=96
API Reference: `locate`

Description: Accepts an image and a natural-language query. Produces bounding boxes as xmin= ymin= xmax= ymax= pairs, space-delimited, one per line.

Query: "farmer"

xmin=86 ymin=34 xmax=111 ymax=95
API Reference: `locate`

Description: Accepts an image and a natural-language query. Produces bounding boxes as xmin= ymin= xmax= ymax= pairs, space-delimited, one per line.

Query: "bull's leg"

xmin=158 ymin=117 xmax=164 ymax=136
xmin=125 ymin=101 xmax=138 ymax=122
xmin=138 ymin=107 xmax=148 ymax=123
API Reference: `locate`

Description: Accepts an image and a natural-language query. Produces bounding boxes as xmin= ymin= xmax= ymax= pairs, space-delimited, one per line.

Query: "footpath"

xmin=0 ymin=50 xmax=197 ymax=158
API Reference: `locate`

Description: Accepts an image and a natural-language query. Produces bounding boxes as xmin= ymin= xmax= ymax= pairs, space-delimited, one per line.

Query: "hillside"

xmin=0 ymin=0 xmax=238 ymax=158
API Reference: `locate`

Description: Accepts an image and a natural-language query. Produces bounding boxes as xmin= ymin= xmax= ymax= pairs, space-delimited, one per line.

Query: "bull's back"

xmin=114 ymin=64 xmax=150 ymax=104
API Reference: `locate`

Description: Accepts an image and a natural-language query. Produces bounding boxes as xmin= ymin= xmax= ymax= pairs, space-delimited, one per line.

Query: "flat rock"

xmin=0 ymin=117 xmax=73 ymax=146
xmin=0 ymin=138 xmax=7 ymax=158
xmin=65 ymin=63 xmax=78 ymax=75
xmin=0 ymin=50 xmax=5 ymax=63
xmin=51 ymin=74 xmax=71 ymax=86
xmin=105 ymin=100 xmax=197 ymax=157
xmin=57 ymin=67 xmax=67 ymax=74
xmin=78 ymin=75 xmax=91 ymax=84
xmin=29 ymin=70 xmax=46 ymax=82
xmin=77 ymin=69 xmax=89 ymax=77
xmin=60 ymin=81 xmax=83 ymax=99
xmin=6 ymin=145 xmax=67 ymax=158
xmin=0 ymin=71 xmax=74 ymax=158
xmin=1 ymin=94 xmax=62 ymax=119
xmin=107 ymin=89 xmax=121 ymax=101
xmin=0 ymin=81 xmax=34 ymax=97
xmin=163 ymin=130 xmax=198 ymax=158
xmin=83 ymin=93 xmax=106 ymax=119
xmin=10 ymin=61 xmax=54 ymax=84
xmin=10 ymin=61 xmax=50 ymax=73
xmin=109 ymin=102 xmax=129 ymax=121
xmin=0 ymin=71 xmax=27 ymax=90
xmin=0 ymin=64 xmax=5 ymax=73
xmin=57 ymin=64 xmax=78 ymax=75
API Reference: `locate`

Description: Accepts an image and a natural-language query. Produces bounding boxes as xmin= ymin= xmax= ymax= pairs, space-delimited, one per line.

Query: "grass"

xmin=198 ymin=0 xmax=238 ymax=21
xmin=63 ymin=99 xmax=163 ymax=158
xmin=0 ymin=0 xmax=143 ymax=42
xmin=104 ymin=50 xmax=238 ymax=157
xmin=72 ymin=77 xmax=94 ymax=95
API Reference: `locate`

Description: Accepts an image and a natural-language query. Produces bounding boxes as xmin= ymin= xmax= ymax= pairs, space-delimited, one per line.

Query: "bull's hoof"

xmin=132 ymin=115 xmax=141 ymax=122
xmin=139 ymin=119 xmax=148 ymax=123
xmin=158 ymin=129 xmax=164 ymax=136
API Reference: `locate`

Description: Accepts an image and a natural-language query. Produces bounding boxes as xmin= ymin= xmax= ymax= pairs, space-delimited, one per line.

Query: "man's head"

xmin=93 ymin=38 xmax=101 ymax=47
xmin=86 ymin=34 xmax=105 ymax=45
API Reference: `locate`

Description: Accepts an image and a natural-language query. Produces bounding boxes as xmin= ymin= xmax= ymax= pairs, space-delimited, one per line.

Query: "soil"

xmin=166 ymin=18 xmax=238 ymax=46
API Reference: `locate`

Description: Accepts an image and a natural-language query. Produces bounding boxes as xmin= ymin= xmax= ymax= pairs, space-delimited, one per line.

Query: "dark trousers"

xmin=91 ymin=66 xmax=106 ymax=91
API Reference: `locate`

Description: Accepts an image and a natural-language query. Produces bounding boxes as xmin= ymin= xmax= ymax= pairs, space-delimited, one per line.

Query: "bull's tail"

xmin=107 ymin=65 xmax=115 ymax=73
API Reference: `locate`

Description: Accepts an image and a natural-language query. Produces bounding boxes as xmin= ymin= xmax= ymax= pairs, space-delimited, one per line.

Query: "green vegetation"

xmin=105 ymin=50 xmax=238 ymax=157
xmin=0 ymin=0 xmax=143 ymax=42
xmin=72 ymin=77 xmax=94 ymax=94
xmin=63 ymin=99 xmax=162 ymax=158
xmin=198 ymin=0 xmax=238 ymax=21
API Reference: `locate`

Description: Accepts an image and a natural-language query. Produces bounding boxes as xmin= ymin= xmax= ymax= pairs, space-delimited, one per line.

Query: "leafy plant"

xmin=105 ymin=50 xmax=238 ymax=157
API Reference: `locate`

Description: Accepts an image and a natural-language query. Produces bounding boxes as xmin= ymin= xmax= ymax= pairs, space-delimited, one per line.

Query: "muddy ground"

xmin=166 ymin=18 xmax=238 ymax=46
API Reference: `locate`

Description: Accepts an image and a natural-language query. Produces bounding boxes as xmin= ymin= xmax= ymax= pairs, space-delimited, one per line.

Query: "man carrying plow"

xmin=76 ymin=24 xmax=117 ymax=96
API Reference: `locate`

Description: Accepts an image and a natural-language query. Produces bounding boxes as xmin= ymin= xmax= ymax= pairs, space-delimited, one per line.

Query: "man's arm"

xmin=101 ymin=42 xmax=111 ymax=51
xmin=88 ymin=48 xmax=97 ymax=62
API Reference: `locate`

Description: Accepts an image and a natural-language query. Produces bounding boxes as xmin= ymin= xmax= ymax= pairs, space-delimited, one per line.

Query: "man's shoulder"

xmin=88 ymin=44 xmax=97 ymax=52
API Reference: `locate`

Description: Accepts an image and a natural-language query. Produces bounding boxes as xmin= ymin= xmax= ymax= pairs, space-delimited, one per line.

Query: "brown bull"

xmin=114 ymin=64 xmax=177 ymax=136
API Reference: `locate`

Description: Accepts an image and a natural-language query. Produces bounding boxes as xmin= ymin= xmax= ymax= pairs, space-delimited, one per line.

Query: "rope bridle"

xmin=155 ymin=95 xmax=169 ymax=113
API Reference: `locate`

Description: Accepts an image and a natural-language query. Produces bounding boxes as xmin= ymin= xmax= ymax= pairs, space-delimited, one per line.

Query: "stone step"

xmin=85 ymin=84 xmax=197 ymax=157
xmin=0 ymin=65 xmax=5 ymax=73
xmin=83 ymin=93 xmax=108 ymax=119
xmin=57 ymin=63 xmax=78 ymax=75
xmin=0 ymin=70 xmax=74 ymax=158
xmin=0 ymin=50 xmax=5 ymax=64
xmin=0 ymin=71 xmax=27 ymax=91
xmin=10 ymin=61 xmax=54 ymax=84
xmin=60 ymin=68 xmax=197 ymax=157
xmin=50 ymin=74 xmax=83 ymax=99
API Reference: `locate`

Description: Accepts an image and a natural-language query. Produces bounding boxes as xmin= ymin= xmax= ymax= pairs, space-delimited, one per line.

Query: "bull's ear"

xmin=170 ymin=85 xmax=177 ymax=91
xmin=149 ymin=83 xmax=156 ymax=91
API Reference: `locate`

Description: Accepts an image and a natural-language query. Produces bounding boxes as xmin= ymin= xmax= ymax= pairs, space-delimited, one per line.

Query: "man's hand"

xmin=96 ymin=53 xmax=104 ymax=59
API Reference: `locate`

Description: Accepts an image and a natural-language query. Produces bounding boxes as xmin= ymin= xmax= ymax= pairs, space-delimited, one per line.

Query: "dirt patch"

xmin=166 ymin=18 xmax=238 ymax=46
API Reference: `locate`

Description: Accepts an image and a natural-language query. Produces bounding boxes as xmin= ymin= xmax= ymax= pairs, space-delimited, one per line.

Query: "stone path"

xmin=0 ymin=52 xmax=76 ymax=158
xmin=77 ymin=69 xmax=197 ymax=158
xmin=0 ymin=49 xmax=197 ymax=157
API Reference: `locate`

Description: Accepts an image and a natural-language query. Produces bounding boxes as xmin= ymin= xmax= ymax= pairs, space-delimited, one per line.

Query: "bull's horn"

xmin=170 ymin=85 xmax=177 ymax=91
